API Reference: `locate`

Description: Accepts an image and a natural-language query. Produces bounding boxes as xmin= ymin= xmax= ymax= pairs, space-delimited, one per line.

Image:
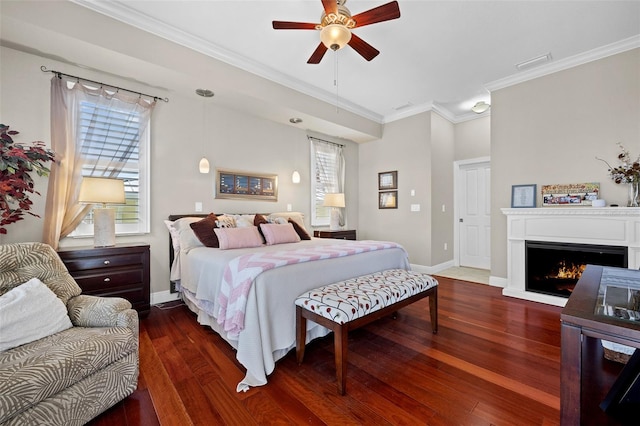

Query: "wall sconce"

xmin=78 ymin=177 xmax=125 ymax=247
xmin=292 ymin=170 xmax=301 ymax=184
xmin=323 ymin=193 xmax=345 ymax=230
xmin=199 ymin=157 xmax=210 ymax=174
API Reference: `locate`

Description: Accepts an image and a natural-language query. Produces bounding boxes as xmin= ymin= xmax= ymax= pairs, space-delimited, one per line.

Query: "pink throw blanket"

xmin=216 ymin=240 xmax=405 ymax=338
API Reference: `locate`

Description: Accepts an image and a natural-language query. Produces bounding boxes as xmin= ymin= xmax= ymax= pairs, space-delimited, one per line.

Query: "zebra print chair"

xmin=0 ymin=242 xmax=139 ymax=425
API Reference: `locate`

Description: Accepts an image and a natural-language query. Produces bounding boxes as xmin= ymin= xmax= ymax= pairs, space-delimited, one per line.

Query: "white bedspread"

xmin=178 ymin=238 xmax=410 ymax=392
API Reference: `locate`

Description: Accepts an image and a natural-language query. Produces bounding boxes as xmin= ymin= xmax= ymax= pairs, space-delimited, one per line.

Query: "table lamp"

xmin=78 ymin=177 xmax=125 ymax=247
xmin=323 ymin=193 xmax=345 ymax=231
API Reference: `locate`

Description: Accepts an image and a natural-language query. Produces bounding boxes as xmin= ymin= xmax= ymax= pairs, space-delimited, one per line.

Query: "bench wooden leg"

xmin=296 ymin=306 xmax=307 ymax=364
xmin=334 ymin=324 xmax=348 ymax=395
xmin=429 ymin=287 xmax=438 ymax=334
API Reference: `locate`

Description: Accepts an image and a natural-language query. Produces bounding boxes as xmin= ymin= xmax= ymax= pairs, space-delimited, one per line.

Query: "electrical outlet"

xmin=410 ymin=204 xmax=420 ymax=212
xmin=287 ymin=204 xmax=292 ymax=212
xmin=195 ymin=201 xmax=203 ymax=212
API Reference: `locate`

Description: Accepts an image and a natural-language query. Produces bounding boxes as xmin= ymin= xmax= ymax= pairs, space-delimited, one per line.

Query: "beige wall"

xmin=430 ymin=113 xmax=455 ymax=266
xmin=455 ymin=115 xmax=491 ymax=161
xmin=0 ymin=46 xmax=361 ymax=295
xmin=491 ymin=48 xmax=640 ymax=278
xmin=358 ymin=112 xmax=432 ymax=265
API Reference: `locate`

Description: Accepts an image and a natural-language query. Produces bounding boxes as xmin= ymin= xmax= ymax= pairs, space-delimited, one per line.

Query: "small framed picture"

xmin=511 ymin=184 xmax=537 ymax=208
xmin=378 ymin=171 xmax=397 ymax=190
xmin=379 ymin=191 xmax=398 ymax=209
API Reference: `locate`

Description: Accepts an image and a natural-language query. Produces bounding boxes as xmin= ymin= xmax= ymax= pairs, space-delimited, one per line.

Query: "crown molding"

xmin=486 ymin=35 xmax=640 ymax=93
xmin=69 ymin=0 xmax=384 ymax=123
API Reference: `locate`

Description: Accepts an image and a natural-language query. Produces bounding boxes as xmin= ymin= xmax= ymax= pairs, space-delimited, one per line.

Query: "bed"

xmin=166 ymin=213 xmax=410 ymax=392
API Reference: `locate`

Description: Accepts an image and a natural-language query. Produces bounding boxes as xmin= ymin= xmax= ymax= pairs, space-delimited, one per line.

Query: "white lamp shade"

xmin=199 ymin=157 xmax=210 ymax=174
xmin=320 ymin=24 xmax=352 ymax=50
xmin=292 ymin=170 xmax=301 ymax=184
xmin=78 ymin=177 xmax=125 ymax=205
xmin=323 ymin=193 xmax=345 ymax=208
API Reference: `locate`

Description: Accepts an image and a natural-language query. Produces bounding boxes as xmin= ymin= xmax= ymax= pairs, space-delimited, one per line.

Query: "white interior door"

xmin=458 ymin=161 xmax=491 ymax=269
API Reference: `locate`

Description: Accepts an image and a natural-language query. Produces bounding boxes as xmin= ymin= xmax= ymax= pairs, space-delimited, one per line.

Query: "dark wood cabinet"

xmin=58 ymin=243 xmax=150 ymax=317
xmin=313 ymin=229 xmax=356 ymax=240
xmin=561 ymin=265 xmax=640 ymax=425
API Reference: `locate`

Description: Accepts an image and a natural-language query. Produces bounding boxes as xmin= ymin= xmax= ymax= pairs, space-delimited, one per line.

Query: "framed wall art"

xmin=379 ymin=191 xmax=398 ymax=209
xmin=541 ymin=182 xmax=600 ymax=206
xmin=511 ymin=184 xmax=537 ymax=208
xmin=378 ymin=171 xmax=398 ymax=190
xmin=216 ymin=169 xmax=278 ymax=201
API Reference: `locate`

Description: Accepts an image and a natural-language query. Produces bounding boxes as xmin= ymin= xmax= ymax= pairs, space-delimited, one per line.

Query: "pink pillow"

xmin=259 ymin=223 xmax=301 ymax=245
xmin=214 ymin=226 xmax=264 ymax=250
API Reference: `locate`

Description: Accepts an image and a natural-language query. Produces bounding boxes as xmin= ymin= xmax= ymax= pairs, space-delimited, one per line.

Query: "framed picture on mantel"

xmin=511 ymin=184 xmax=537 ymax=208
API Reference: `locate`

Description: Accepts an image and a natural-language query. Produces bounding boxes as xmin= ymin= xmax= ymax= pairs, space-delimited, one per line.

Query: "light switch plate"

xmin=195 ymin=202 xmax=203 ymax=212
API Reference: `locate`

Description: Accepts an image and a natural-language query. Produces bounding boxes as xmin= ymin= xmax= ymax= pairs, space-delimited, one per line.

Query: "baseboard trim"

xmin=151 ymin=290 xmax=180 ymax=305
xmin=410 ymin=260 xmax=455 ymax=275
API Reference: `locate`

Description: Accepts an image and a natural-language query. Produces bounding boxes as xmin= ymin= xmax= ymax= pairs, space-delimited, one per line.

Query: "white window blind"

xmin=73 ymin=101 xmax=150 ymax=236
xmin=310 ymin=137 xmax=344 ymax=227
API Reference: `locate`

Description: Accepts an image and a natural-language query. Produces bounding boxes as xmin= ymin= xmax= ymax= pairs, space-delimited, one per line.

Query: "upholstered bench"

xmin=295 ymin=269 xmax=438 ymax=394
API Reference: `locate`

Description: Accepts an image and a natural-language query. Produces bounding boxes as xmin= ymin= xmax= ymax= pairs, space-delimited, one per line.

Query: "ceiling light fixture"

xmin=471 ymin=101 xmax=490 ymax=114
xmin=196 ymin=88 xmax=214 ymax=174
xmin=320 ymin=23 xmax=352 ymax=51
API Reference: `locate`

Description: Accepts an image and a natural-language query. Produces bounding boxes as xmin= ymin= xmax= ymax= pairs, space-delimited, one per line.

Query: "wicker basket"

xmin=602 ymin=340 xmax=635 ymax=364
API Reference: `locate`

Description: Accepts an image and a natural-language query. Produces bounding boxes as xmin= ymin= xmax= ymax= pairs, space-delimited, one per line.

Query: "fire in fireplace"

xmin=526 ymin=241 xmax=628 ymax=297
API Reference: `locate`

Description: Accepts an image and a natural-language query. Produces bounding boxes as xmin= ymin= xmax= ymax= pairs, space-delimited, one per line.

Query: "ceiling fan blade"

xmin=307 ymin=43 xmax=328 ymax=64
xmin=352 ymin=1 xmax=401 ymax=28
xmin=348 ymin=33 xmax=380 ymax=61
xmin=272 ymin=21 xmax=317 ymax=30
xmin=321 ymin=0 xmax=337 ymax=15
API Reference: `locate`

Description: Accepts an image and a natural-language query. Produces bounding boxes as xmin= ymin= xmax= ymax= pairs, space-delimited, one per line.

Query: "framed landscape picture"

xmin=378 ymin=171 xmax=398 ymax=190
xmin=216 ymin=169 xmax=278 ymax=201
xmin=379 ymin=191 xmax=398 ymax=209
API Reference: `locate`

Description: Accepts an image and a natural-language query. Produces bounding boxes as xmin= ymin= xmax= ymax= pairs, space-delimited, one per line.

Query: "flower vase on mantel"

xmin=629 ymin=180 xmax=640 ymax=207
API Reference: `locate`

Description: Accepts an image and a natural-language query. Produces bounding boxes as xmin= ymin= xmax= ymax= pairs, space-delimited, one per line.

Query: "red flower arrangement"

xmin=0 ymin=124 xmax=56 ymax=234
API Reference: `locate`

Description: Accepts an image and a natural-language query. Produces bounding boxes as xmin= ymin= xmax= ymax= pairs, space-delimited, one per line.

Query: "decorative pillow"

xmin=289 ymin=218 xmax=311 ymax=240
xmin=173 ymin=216 xmax=206 ymax=253
xmin=190 ymin=213 xmax=220 ymax=248
xmin=260 ymin=223 xmax=301 ymax=245
xmin=235 ymin=217 xmax=254 ymax=228
xmin=0 ymin=277 xmax=73 ymax=352
xmin=254 ymin=214 xmax=269 ymax=243
xmin=216 ymin=216 xmax=237 ymax=228
xmin=214 ymin=226 xmax=264 ymax=250
xmin=164 ymin=220 xmax=180 ymax=252
xmin=268 ymin=212 xmax=306 ymax=228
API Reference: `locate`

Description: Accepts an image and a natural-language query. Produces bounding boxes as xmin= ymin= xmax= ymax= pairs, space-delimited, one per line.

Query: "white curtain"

xmin=43 ymin=76 xmax=156 ymax=249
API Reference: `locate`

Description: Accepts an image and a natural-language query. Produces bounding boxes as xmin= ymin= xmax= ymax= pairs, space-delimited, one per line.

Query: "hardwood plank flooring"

xmin=87 ymin=277 xmax=564 ymax=425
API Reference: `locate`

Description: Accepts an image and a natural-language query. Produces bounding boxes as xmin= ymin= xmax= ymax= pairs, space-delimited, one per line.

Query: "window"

xmin=309 ymin=137 xmax=344 ymax=227
xmin=72 ymin=100 xmax=150 ymax=236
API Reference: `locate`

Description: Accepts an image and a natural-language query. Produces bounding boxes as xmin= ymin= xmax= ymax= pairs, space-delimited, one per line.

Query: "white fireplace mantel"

xmin=501 ymin=207 xmax=640 ymax=306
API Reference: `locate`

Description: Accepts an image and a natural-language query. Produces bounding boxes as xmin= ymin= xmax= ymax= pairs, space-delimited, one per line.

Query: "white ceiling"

xmin=55 ymin=1 xmax=640 ymax=123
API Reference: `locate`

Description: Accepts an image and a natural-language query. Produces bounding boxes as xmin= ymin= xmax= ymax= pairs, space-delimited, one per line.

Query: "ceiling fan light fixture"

xmin=320 ymin=24 xmax=351 ymax=51
xmin=471 ymin=101 xmax=490 ymax=114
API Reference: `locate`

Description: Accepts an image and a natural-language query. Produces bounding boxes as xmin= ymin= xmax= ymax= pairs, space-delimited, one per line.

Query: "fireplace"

xmin=501 ymin=207 xmax=640 ymax=307
xmin=525 ymin=241 xmax=628 ymax=298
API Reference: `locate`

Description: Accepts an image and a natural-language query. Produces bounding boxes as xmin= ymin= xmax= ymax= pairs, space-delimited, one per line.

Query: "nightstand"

xmin=313 ymin=229 xmax=356 ymax=240
xmin=58 ymin=243 xmax=150 ymax=317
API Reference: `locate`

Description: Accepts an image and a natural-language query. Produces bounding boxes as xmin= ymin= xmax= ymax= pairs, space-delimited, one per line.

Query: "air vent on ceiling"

xmin=515 ymin=53 xmax=552 ymax=71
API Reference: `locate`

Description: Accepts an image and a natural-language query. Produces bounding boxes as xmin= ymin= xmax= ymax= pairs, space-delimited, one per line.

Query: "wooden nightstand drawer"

xmin=314 ymin=230 xmax=356 ymax=240
xmin=58 ymin=243 xmax=150 ymax=317
xmin=62 ymin=252 xmax=144 ymax=272
xmin=72 ymin=269 xmax=143 ymax=292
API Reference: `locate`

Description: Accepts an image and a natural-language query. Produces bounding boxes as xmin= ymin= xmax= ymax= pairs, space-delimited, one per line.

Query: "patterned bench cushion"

xmin=295 ymin=269 xmax=438 ymax=325
xmin=0 ymin=326 xmax=137 ymax=423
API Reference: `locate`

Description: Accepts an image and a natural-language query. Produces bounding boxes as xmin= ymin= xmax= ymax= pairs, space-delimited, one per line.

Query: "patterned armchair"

xmin=0 ymin=242 xmax=139 ymax=426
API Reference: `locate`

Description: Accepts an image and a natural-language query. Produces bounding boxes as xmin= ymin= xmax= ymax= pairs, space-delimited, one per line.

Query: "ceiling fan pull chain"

xmin=334 ymin=51 xmax=339 ymax=113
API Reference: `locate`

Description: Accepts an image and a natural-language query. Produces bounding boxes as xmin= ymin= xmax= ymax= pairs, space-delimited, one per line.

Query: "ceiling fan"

xmin=272 ymin=0 xmax=400 ymax=64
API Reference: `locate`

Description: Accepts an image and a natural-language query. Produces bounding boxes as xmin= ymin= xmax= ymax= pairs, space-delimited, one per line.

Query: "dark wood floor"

xmin=88 ymin=277 xmax=565 ymax=426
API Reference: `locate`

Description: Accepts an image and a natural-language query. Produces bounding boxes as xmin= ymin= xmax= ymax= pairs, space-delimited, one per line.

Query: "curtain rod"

xmin=40 ymin=66 xmax=169 ymax=103
xmin=307 ymin=135 xmax=345 ymax=148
